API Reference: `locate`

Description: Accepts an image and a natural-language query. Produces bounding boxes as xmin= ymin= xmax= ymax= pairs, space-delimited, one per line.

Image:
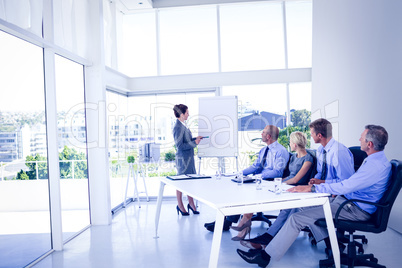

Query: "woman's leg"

xmin=187 ymin=195 xmax=197 ymax=211
xmin=176 ymin=190 xmax=187 ymax=212
xmin=238 ymin=213 xmax=253 ymax=226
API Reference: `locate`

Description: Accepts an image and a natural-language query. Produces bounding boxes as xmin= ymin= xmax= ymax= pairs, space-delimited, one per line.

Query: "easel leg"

xmin=133 ymin=165 xmax=141 ymax=208
xmin=123 ymin=164 xmax=131 ymax=207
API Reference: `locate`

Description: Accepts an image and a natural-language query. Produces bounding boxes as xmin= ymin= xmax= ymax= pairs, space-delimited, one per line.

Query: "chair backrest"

xmin=281 ymin=152 xmax=292 ymax=179
xmin=371 ymin=159 xmax=402 ymax=232
xmin=348 ymin=146 xmax=368 ymax=171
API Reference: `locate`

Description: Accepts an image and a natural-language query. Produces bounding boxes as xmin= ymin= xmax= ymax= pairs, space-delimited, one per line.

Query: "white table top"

xmin=160 ymin=176 xmax=330 ymax=209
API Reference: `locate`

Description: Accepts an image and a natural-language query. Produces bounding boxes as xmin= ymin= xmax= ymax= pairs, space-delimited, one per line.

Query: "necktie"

xmin=321 ymin=149 xmax=327 ymax=180
xmin=260 ymin=146 xmax=269 ymax=168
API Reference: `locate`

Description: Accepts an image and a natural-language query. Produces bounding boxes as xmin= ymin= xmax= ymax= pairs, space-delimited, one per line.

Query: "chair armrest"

xmin=334 ymin=198 xmax=389 ymax=224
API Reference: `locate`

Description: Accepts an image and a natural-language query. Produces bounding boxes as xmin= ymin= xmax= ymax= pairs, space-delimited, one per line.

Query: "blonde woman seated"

xmin=230 ymin=131 xmax=314 ymax=240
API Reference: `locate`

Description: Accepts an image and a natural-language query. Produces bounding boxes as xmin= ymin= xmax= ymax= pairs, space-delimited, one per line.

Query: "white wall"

xmin=312 ymin=0 xmax=402 ymax=232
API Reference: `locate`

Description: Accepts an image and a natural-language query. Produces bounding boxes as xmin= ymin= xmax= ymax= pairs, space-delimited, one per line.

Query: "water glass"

xmin=255 ymin=174 xmax=262 ymax=190
xmin=237 ymin=171 xmax=243 ymax=186
xmin=215 ymin=169 xmax=221 ymax=180
xmin=274 ymin=177 xmax=282 ymax=194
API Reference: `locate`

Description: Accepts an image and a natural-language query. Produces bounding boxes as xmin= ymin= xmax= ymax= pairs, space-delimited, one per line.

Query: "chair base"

xmin=251 ymin=212 xmax=277 ymax=227
xmin=319 ymin=253 xmax=384 ymax=268
xmin=319 ymin=241 xmax=385 ymax=268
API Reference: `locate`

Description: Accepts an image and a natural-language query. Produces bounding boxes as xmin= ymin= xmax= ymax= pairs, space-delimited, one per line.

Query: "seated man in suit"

xmin=237 ymin=125 xmax=391 ymax=267
xmin=240 ymin=118 xmax=355 ymax=249
xmin=204 ymin=125 xmax=290 ymax=232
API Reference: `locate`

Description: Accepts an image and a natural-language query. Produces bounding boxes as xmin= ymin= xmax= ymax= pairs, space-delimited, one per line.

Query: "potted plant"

xmin=127 ymin=155 xmax=135 ymax=164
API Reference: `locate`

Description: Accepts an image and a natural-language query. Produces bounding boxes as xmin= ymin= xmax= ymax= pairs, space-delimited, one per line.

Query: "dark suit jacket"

xmin=173 ymin=119 xmax=197 ymax=175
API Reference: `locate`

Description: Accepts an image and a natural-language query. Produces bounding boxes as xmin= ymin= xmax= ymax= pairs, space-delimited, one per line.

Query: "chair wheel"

xmin=311 ymin=238 xmax=317 ymax=245
xmin=358 ymin=247 xmax=364 ymax=254
xmin=370 ymin=257 xmax=378 ymax=263
xmin=362 ymin=238 xmax=368 ymax=244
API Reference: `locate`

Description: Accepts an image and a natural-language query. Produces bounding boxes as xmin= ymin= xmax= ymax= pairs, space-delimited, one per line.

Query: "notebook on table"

xmin=167 ymin=174 xmax=212 ymax=180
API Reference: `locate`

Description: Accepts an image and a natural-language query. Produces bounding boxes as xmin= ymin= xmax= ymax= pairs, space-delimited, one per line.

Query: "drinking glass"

xmin=255 ymin=174 xmax=262 ymax=190
xmin=274 ymin=177 xmax=282 ymax=194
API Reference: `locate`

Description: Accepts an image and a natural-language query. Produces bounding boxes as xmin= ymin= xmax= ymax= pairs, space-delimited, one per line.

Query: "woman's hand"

xmin=195 ymin=136 xmax=203 ymax=145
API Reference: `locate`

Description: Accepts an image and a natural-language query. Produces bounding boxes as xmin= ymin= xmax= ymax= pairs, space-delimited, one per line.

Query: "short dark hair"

xmin=173 ymin=104 xmax=188 ymax=118
xmin=309 ymin=118 xmax=332 ymax=138
xmin=365 ymin=125 xmax=388 ymax=151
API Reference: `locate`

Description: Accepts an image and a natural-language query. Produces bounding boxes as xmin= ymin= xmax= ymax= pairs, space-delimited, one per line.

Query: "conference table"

xmin=154 ymin=176 xmax=340 ymax=268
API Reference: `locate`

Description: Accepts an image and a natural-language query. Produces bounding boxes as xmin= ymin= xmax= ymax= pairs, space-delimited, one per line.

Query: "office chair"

xmin=310 ymin=146 xmax=368 ymax=247
xmin=349 ymin=146 xmax=368 ymax=171
xmin=316 ymin=159 xmax=402 ymax=268
xmin=251 ymin=150 xmax=317 ymax=226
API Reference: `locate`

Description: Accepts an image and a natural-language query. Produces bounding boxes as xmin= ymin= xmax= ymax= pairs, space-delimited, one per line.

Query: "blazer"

xmin=173 ymin=119 xmax=197 ymax=175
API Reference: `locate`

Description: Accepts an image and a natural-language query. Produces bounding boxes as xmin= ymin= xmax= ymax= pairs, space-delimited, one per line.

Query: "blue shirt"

xmin=243 ymin=141 xmax=290 ymax=179
xmin=315 ymin=138 xmax=355 ymax=183
xmin=316 ymin=151 xmax=391 ymax=214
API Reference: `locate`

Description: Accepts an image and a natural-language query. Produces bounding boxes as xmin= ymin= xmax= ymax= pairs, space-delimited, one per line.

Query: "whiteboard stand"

xmin=123 ymin=163 xmax=149 ymax=209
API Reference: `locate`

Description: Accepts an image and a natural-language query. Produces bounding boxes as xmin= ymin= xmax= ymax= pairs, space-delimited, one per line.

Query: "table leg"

xmin=208 ymin=210 xmax=225 ymax=268
xmin=154 ymin=181 xmax=165 ymax=239
xmin=322 ymin=198 xmax=340 ymax=268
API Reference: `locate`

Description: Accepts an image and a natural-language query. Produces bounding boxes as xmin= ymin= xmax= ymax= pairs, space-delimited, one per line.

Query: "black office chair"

xmin=316 ymin=159 xmax=402 ymax=268
xmin=349 ymin=146 xmax=368 ymax=171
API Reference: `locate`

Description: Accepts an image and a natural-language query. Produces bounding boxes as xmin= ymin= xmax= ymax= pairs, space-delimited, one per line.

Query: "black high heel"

xmin=187 ymin=204 xmax=200 ymax=215
xmin=176 ymin=205 xmax=189 ymax=216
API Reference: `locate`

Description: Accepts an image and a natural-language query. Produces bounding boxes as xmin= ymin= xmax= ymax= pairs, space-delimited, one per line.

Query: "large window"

xmin=220 ymin=2 xmax=285 ymax=71
xmin=120 ymin=12 xmax=157 ymax=77
xmin=222 ymin=82 xmax=311 ymax=170
xmin=106 ymin=91 xmax=215 ymax=208
xmin=159 ymin=6 xmax=219 ymax=75
xmin=117 ymin=1 xmax=312 ymax=77
xmin=285 ymin=1 xmax=313 ymax=68
xmin=55 ymin=55 xmax=90 ymax=241
xmin=0 ymin=31 xmax=51 ymax=267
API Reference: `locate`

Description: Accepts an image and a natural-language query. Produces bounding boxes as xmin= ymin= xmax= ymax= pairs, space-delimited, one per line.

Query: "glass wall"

xmin=222 ymin=82 xmax=312 ymax=169
xmin=220 ymin=2 xmax=285 ymax=71
xmin=0 ymin=31 xmax=51 ymax=267
xmin=106 ymin=91 xmax=215 ymax=208
xmin=159 ymin=6 xmax=219 ymax=75
xmin=285 ymin=1 xmax=313 ymax=68
xmin=118 ymin=1 xmax=312 ymax=77
xmin=120 ymin=12 xmax=157 ymax=77
xmin=55 ymin=55 xmax=90 ymax=241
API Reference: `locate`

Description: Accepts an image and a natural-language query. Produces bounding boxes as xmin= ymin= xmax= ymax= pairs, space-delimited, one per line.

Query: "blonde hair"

xmin=290 ymin=131 xmax=307 ymax=149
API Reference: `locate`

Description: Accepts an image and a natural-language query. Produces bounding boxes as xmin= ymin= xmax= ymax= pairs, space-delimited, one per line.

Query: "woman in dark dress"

xmin=172 ymin=104 xmax=203 ymax=216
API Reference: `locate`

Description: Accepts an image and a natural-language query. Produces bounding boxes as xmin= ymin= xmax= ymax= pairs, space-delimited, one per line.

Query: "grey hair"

xmin=365 ymin=125 xmax=388 ymax=151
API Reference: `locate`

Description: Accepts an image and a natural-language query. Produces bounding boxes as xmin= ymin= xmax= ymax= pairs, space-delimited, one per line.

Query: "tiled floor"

xmin=32 ymin=199 xmax=402 ymax=268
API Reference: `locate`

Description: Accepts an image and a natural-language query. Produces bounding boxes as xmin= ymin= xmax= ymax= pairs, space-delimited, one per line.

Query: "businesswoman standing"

xmin=173 ymin=104 xmax=203 ymax=216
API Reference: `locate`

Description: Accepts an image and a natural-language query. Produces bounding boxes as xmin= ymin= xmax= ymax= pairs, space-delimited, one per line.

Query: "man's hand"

xmin=287 ymin=185 xmax=313 ymax=193
xmin=309 ymin=178 xmax=325 ymax=185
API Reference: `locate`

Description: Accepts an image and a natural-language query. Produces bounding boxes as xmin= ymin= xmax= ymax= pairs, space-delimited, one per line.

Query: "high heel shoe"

xmin=187 ymin=204 xmax=200 ymax=215
xmin=230 ymin=219 xmax=251 ymax=231
xmin=231 ymin=226 xmax=251 ymax=241
xmin=176 ymin=205 xmax=189 ymax=216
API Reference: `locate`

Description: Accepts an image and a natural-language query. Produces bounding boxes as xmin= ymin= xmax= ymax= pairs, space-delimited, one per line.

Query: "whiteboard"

xmin=198 ymin=96 xmax=238 ymax=157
